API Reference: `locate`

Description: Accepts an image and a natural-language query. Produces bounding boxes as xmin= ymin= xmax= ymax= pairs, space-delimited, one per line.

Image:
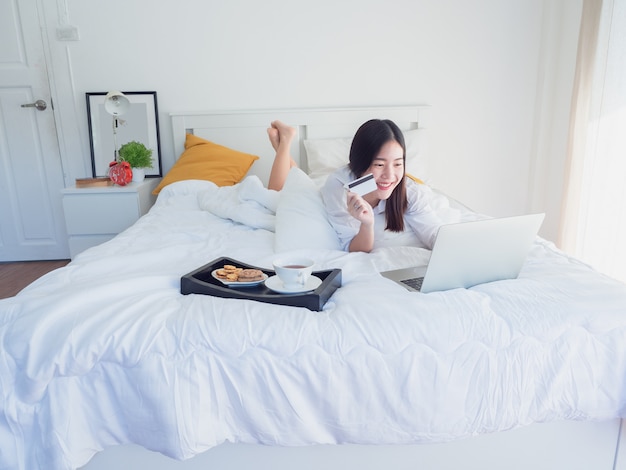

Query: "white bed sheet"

xmin=1 ymin=179 xmax=626 ymax=470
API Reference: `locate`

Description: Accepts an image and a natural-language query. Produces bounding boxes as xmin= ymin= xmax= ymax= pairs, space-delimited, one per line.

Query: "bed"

xmin=1 ymin=106 xmax=626 ymax=470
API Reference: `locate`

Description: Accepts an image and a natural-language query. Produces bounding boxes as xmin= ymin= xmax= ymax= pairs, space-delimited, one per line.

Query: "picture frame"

xmin=86 ymin=91 xmax=162 ymax=178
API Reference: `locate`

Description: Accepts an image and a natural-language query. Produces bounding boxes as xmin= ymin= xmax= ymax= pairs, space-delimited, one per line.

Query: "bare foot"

xmin=267 ymin=126 xmax=280 ymax=151
xmin=267 ymin=121 xmax=298 ymax=191
xmin=270 ymin=120 xmax=296 ymax=148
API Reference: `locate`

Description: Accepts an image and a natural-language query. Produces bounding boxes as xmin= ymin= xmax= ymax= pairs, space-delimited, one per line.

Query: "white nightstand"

xmin=61 ymin=178 xmax=160 ymax=259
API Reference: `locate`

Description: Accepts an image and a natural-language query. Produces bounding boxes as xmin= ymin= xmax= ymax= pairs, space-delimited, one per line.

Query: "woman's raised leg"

xmin=267 ymin=121 xmax=297 ymax=191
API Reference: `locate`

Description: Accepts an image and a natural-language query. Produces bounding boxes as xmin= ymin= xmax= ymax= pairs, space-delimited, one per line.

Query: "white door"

xmin=0 ymin=0 xmax=69 ymax=261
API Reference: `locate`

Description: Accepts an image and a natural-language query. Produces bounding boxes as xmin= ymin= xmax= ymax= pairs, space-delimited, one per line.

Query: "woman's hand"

xmin=346 ymin=192 xmax=375 ymax=252
xmin=346 ymin=192 xmax=374 ymax=226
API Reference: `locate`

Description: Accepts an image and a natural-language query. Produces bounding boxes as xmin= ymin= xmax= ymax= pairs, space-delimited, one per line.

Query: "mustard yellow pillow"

xmin=406 ymin=172 xmax=424 ymax=185
xmin=153 ymin=134 xmax=259 ymax=194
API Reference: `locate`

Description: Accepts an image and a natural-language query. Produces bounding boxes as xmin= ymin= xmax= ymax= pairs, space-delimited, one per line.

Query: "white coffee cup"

xmin=273 ymin=257 xmax=314 ymax=289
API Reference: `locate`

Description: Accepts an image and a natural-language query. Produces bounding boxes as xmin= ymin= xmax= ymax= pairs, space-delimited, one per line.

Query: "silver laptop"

xmin=381 ymin=213 xmax=545 ymax=293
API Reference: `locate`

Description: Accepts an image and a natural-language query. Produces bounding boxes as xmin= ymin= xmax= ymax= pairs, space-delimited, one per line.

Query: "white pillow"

xmin=304 ymin=128 xmax=429 ymax=185
xmin=304 ymin=136 xmax=352 ymax=181
xmin=275 ymin=168 xmax=341 ymax=252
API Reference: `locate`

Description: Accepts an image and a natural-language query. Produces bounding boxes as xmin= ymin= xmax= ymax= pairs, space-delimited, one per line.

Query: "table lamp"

xmin=104 ymin=91 xmax=130 ymax=162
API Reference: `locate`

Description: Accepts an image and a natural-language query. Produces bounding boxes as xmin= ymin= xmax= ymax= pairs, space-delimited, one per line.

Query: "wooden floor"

xmin=0 ymin=260 xmax=70 ymax=299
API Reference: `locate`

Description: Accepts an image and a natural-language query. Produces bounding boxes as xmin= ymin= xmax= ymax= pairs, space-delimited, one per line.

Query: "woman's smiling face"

xmin=364 ymin=140 xmax=404 ymax=202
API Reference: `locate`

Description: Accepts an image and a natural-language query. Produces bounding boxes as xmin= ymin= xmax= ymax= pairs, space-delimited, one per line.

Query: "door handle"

xmin=21 ymin=99 xmax=47 ymax=111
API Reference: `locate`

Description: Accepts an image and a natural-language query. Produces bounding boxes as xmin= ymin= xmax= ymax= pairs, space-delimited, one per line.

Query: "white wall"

xmin=41 ymin=0 xmax=582 ymax=242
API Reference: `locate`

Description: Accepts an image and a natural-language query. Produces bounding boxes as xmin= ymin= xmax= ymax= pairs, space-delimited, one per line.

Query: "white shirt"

xmin=321 ymin=166 xmax=460 ymax=251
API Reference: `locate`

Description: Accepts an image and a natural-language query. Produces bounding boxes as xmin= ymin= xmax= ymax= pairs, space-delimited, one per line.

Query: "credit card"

xmin=344 ymin=173 xmax=377 ymax=196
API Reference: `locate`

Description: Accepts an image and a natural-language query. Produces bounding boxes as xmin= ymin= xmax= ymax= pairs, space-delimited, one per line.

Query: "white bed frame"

xmin=83 ymin=420 xmax=625 ymax=470
xmin=82 ymin=106 xmax=626 ymax=470
xmin=170 ymin=106 xmax=430 ymax=185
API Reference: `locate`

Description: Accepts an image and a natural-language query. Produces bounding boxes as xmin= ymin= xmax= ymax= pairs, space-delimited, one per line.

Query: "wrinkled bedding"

xmin=1 ymin=179 xmax=626 ymax=470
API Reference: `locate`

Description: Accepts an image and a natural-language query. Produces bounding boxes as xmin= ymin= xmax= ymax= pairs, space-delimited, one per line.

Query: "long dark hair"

xmin=349 ymin=119 xmax=407 ymax=232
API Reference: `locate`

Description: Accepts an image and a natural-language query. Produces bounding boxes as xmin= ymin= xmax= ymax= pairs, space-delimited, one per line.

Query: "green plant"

xmin=118 ymin=141 xmax=153 ymax=168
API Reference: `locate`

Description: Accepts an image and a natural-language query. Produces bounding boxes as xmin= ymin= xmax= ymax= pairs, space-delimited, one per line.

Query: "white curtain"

xmin=560 ymin=0 xmax=626 ymax=283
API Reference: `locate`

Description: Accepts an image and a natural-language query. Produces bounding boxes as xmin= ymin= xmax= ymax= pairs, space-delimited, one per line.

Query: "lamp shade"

xmin=104 ymin=91 xmax=130 ymax=116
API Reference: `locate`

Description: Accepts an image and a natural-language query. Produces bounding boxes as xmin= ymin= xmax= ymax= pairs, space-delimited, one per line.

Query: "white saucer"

xmin=265 ymin=275 xmax=322 ymax=294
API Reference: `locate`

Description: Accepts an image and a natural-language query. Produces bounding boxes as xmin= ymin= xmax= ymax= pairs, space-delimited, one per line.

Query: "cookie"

xmin=215 ymin=264 xmax=264 ymax=283
xmin=237 ymin=269 xmax=264 ymax=282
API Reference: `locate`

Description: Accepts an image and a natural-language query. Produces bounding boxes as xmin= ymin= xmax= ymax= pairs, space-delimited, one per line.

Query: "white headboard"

xmin=170 ymin=106 xmax=430 ymax=185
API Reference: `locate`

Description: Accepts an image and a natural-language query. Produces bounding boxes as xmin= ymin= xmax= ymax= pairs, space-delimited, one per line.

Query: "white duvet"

xmin=1 ymin=176 xmax=626 ymax=470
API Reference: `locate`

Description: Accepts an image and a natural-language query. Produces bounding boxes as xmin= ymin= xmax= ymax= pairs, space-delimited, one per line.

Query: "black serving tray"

xmin=180 ymin=257 xmax=342 ymax=311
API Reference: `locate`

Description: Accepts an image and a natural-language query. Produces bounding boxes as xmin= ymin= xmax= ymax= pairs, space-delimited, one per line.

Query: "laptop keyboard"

xmin=401 ymin=277 xmax=424 ymax=291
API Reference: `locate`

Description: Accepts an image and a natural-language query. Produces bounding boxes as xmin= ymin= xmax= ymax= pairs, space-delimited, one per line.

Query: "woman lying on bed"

xmin=267 ymin=119 xmax=459 ymax=253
